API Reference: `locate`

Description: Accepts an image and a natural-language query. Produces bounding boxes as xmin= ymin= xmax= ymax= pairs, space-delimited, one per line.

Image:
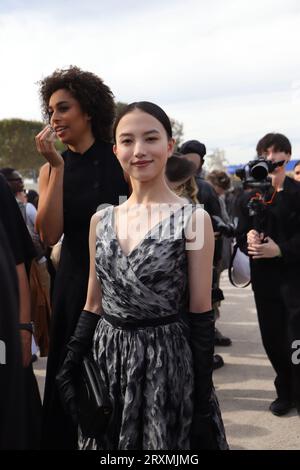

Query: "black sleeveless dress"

xmin=41 ymin=141 xmax=129 ymax=449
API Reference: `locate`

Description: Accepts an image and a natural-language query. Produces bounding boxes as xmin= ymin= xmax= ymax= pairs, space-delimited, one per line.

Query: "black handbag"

xmin=75 ymin=353 xmax=112 ymax=438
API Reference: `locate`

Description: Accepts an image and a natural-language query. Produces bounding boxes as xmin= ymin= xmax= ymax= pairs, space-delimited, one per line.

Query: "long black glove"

xmin=56 ymin=310 xmax=100 ymax=424
xmin=188 ymin=310 xmax=218 ymax=450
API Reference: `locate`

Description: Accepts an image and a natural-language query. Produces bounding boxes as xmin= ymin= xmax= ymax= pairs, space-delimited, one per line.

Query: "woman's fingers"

xmin=36 ymin=124 xmax=55 ymax=142
xmin=247 ymin=229 xmax=259 ymax=243
xmin=248 ymin=243 xmax=262 ymax=255
xmin=36 ymin=124 xmax=52 ymax=141
xmin=36 ymin=125 xmax=56 ymax=152
xmin=38 ymin=125 xmax=55 ymax=147
xmin=247 ymin=229 xmax=264 ymax=245
xmin=35 ymin=125 xmax=63 ymax=167
xmin=35 ymin=125 xmax=52 ymax=152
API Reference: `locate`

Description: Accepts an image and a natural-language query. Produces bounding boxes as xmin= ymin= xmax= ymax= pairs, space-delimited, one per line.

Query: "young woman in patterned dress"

xmin=57 ymin=101 xmax=228 ymax=450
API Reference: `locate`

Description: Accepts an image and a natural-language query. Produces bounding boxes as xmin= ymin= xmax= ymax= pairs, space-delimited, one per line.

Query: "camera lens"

xmin=250 ymin=161 xmax=269 ymax=180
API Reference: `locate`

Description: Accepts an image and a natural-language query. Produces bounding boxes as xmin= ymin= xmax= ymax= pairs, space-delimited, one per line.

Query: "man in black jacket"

xmin=180 ymin=140 xmax=234 ymax=367
xmin=238 ymin=133 xmax=300 ymax=416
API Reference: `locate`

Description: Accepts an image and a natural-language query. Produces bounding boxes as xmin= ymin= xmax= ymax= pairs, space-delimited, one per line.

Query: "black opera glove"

xmin=56 ymin=310 xmax=100 ymax=424
xmin=188 ymin=310 xmax=218 ymax=450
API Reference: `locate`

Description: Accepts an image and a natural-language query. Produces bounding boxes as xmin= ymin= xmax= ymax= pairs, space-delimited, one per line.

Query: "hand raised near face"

xmin=35 ymin=125 xmax=64 ymax=168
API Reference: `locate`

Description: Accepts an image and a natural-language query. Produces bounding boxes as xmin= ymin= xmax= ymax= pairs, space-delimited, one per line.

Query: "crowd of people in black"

xmin=0 ymin=66 xmax=300 ymax=450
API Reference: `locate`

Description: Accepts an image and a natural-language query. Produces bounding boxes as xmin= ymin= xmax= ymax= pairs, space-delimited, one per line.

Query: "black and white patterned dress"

xmin=80 ymin=205 xmax=228 ymax=450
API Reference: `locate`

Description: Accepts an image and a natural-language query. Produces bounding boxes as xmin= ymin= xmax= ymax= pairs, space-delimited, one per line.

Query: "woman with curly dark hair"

xmin=35 ymin=66 xmax=129 ymax=449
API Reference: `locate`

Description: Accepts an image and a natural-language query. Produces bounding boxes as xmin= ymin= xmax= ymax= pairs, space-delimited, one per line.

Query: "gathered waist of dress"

xmin=102 ymin=312 xmax=181 ymax=330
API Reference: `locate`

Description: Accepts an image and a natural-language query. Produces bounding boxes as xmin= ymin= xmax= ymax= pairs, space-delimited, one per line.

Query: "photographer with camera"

xmin=236 ymin=133 xmax=300 ymax=416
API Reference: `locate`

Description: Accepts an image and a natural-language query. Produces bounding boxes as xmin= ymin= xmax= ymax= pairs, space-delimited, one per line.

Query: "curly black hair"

xmin=38 ymin=66 xmax=115 ymax=142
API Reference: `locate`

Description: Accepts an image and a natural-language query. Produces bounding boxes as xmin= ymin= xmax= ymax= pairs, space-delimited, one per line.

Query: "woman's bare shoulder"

xmin=91 ymin=205 xmax=113 ymax=227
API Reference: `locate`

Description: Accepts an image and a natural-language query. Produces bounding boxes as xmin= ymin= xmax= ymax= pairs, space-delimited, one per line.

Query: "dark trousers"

xmin=254 ymin=279 xmax=300 ymax=403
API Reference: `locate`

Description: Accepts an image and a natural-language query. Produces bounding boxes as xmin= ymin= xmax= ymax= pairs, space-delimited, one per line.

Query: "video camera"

xmin=235 ymin=157 xmax=285 ymax=232
xmin=235 ymin=157 xmax=285 ymax=190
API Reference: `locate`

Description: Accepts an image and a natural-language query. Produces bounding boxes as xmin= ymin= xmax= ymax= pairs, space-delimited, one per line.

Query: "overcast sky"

xmin=0 ymin=0 xmax=299 ymax=163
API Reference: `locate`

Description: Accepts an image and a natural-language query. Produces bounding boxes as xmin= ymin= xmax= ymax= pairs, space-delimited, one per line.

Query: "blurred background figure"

xmin=0 ymin=218 xmax=28 ymax=449
xmin=207 ymin=170 xmax=234 ymax=346
xmin=293 ymin=160 xmax=300 ymax=182
xmin=26 ymin=189 xmax=39 ymax=209
xmin=165 ymin=153 xmax=198 ymax=203
xmin=180 ymin=141 xmax=235 ymax=368
xmin=206 ymin=170 xmax=233 ymax=273
xmin=0 ymin=167 xmax=51 ymax=358
xmin=0 ymin=167 xmax=26 ymax=202
xmin=0 ymin=173 xmax=41 ymax=449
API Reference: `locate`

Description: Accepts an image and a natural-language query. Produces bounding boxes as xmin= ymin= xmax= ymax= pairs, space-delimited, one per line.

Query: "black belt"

xmin=103 ymin=312 xmax=180 ymax=330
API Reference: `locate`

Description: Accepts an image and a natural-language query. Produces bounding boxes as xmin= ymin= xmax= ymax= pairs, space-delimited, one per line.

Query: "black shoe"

xmin=269 ymin=398 xmax=293 ymax=416
xmin=214 ymin=328 xmax=232 ymax=347
xmin=31 ymin=354 xmax=38 ymax=364
xmin=213 ymin=354 xmax=224 ymax=370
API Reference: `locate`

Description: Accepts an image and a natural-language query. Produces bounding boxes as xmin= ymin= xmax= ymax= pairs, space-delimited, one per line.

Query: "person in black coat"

xmin=237 ymin=133 xmax=300 ymax=416
xmin=0 ymin=174 xmax=41 ymax=449
xmin=0 ymin=217 xmax=24 ymax=449
xmin=180 ymin=141 xmax=234 ymax=361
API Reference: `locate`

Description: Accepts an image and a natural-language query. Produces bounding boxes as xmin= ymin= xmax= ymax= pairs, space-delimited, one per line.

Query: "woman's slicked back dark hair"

xmin=39 ymin=66 xmax=115 ymax=142
xmin=113 ymin=101 xmax=173 ymax=142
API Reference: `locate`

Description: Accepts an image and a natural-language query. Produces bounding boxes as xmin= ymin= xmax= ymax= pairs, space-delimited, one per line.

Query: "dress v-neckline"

xmin=110 ymin=205 xmax=185 ymax=258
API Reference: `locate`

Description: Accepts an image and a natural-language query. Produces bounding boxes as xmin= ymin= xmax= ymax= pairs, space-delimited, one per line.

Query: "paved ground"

xmin=34 ymin=275 xmax=300 ymax=450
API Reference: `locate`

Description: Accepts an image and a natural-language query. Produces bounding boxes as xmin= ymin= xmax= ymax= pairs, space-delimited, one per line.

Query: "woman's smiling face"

xmin=113 ymin=109 xmax=174 ymax=183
